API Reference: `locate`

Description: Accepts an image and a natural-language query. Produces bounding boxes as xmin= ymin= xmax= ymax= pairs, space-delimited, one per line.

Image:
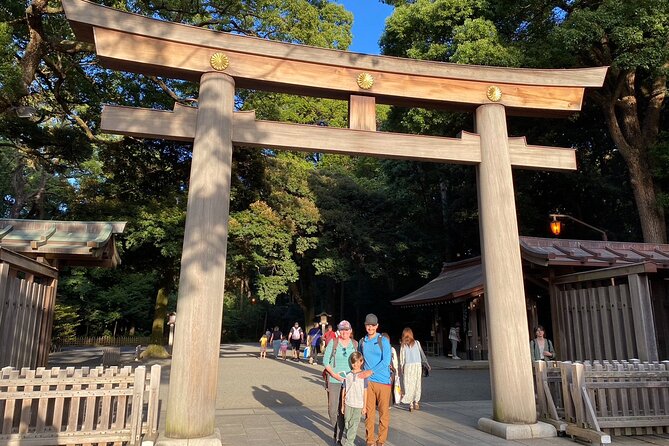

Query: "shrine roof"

xmin=0 ymin=219 xmax=126 ymax=268
xmin=520 ymin=236 xmax=669 ymax=268
xmin=392 ymin=236 xmax=669 ymax=307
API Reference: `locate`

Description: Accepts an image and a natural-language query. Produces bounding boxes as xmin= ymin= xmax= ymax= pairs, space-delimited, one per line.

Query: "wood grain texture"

xmin=91 ymin=28 xmax=587 ymax=115
xmin=349 ymin=95 xmax=376 ymax=131
xmin=62 ymin=0 xmax=607 ymax=86
xmin=475 ymin=104 xmax=536 ymax=424
xmin=60 ymin=0 xmax=607 ymax=115
xmin=101 ymin=104 xmax=577 ymax=171
xmin=165 ymin=73 xmax=233 ymax=440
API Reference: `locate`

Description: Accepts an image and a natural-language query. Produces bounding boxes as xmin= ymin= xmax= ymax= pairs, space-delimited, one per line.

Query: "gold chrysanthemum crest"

xmin=210 ymin=52 xmax=230 ymax=71
xmin=356 ymin=72 xmax=374 ymax=90
xmin=486 ymin=85 xmax=502 ymax=102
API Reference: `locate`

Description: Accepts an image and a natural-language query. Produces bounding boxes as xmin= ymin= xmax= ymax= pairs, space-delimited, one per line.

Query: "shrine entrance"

xmin=62 ymin=0 xmax=607 ymax=443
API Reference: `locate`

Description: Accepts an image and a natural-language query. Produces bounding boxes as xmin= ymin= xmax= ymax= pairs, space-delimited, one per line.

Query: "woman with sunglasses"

xmin=323 ymin=320 xmax=371 ymax=445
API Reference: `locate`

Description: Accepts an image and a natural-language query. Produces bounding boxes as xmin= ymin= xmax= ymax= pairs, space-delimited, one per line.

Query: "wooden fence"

xmin=551 ymin=265 xmax=659 ymax=362
xmin=0 ymin=365 xmax=161 ymax=446
xmin=0 ymin=248 xmax=58 ymax=369
xmin=535 ymin=360 xmax=669 ymax=444
xmin=55 ymin=336 xmax=168 ymax=349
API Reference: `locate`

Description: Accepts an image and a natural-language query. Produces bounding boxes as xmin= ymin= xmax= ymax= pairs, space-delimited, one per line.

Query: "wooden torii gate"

xmin=62 ymin=0 xmax=607 ymax=443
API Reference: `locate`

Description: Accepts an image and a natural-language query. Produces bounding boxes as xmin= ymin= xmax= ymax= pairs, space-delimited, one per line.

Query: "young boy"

xmin=259 ymin=333 xmax=268 ymax=359
xmin=341 ymin=351 xmax=368 ymax=446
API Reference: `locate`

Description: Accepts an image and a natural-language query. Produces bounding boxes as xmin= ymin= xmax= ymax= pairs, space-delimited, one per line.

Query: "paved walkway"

xmin=49 ymin=344 xmax=669 ymax=446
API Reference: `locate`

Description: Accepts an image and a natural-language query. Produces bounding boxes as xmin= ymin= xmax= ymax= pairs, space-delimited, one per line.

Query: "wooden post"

xmin=627 ymin=273 xmax=659 ymax=361
xmin=163 ymin=72 xmax=234 ymax=441
xmin=475 ymin=103 xmax=536 ymax=424
xmin=349 ymin=95 xmax=376 ymax=131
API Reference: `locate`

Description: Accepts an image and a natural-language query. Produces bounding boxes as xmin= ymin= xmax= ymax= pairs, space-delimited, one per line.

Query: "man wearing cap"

xmin=359 ymin=313 xmax=391 ymax=446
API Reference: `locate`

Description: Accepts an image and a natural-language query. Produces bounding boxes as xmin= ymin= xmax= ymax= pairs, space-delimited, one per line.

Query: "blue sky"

xmin=336 ymin=0 xmax=395 ymax=55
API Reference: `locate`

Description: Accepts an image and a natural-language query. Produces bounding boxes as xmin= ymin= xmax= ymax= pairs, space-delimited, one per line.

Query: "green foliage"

xmin=450 ymin=18 xmax=521 ymax=66
xmin=551 ymin=0 xmax=669 ymax=72
xmin=58 ymin=268 xmax=158 ymax=336
xmin=0 ymin=22 xmax=22 ymax=105
xmin=222 ymin=293 xmax=265 ymax=341
xmin=380 ymin=0 xmax=488 ymax=59
xmin=52 ymin=302 xmax=81 ymax=344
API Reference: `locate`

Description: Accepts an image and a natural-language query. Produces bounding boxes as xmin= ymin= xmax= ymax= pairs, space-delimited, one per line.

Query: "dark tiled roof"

xmin=392 ymin=236 xmax=669 ymax=307
xmin=391 ymin=257 xmax=483 ymax=307
xmin=520 ymin=236 xmax=669 ymax=268
xmin=0 ymin=219 xmax=126 ymax=267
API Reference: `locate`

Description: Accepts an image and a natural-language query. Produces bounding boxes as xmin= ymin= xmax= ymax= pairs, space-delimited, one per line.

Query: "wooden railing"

xmin=55 ymin=336 xmax=167 ymax=348
xmin=0 ymin=365 xmax=161 ymax=446
xmin=534 ymin=360 xmax=669 ymax=445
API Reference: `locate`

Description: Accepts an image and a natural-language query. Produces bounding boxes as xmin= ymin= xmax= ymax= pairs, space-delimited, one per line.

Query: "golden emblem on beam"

xmin=357 ymin=73 xmax=374 ymax=90
xmin=486 ymin=85 xmax=502 ymax=102
xmin=210 ymin=52 xmax=229 ymax=71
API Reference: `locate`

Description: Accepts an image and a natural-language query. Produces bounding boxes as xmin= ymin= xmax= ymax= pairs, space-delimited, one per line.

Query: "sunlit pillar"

xmin=162 ymin=72 xmax=234 ymax=444
xmin=475 ymin=103 xmax=536 ymax=425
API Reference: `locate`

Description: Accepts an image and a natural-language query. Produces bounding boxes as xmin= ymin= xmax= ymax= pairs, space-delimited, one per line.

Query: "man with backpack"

xmin=289 ymin=322 xmax=304 ymax=361
xmin=359 ymin=313 xmax=391 ymax=446
xmin=322 ymin=320 xmax=358 ymax=445
xmin=306 ymin=322 xmax=322 ymax=365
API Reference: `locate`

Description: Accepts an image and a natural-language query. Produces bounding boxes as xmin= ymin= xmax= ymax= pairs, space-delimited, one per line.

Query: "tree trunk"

xmin=598 ymin=69 xmax=667 ymax=243
xmin=624 ymin=154 xmax=666 ymax=243
xmin=150 ymin=286 xmax=168 ymax=344
xmin=141 ymin=284 xmax=171 ymax=359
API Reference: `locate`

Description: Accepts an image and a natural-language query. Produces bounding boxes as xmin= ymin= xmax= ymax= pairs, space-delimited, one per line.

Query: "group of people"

xmin=261 ymin=317 xmax=555 ymax=446
xmin=259 ymin=322 xmax=337 ymax=363
xmin=322 ymin=314 xmax=431 ymax=446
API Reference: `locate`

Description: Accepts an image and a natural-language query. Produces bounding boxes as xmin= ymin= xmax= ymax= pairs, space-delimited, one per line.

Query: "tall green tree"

xmin=379 ymin=0 xmax=667 ymax=244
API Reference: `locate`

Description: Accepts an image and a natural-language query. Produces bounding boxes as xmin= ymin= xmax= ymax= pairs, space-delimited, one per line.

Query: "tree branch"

xmin=147 ymin=76 xmax=187 ymax=104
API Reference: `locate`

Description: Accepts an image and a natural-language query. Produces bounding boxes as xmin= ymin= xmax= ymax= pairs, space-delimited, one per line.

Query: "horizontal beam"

xmin=62 ymin=0 xmax=608 ymax=116
xmin=101 ymin=104 xmax=576 ymax=171
xmin=0 ymin=247 xmax=59 ymax=278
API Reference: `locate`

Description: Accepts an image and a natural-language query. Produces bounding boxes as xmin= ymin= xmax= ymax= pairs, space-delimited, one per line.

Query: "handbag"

xmin=321 ymin=369 xmax=329 ymax=389
xmin=418 ymin=340 xmax=430 ymax=377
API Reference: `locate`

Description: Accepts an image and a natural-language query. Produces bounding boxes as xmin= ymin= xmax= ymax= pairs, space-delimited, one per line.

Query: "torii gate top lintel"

xmin=62 ymin=0 xmax=607 ymax=117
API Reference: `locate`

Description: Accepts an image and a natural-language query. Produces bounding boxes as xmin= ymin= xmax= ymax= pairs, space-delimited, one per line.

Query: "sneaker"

xmin=453 ymin=356 xmax=461 ymax=359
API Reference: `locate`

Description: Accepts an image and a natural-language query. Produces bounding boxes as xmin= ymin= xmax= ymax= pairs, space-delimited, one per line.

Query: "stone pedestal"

xmin=478 ymin=418 xmax=556 ymax=440
xmin=154 ymin=429 xmax=222 ymax=446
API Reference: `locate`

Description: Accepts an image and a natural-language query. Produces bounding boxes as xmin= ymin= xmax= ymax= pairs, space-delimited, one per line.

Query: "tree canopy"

xmin=0 ymin=0 xmax=665 ymax=342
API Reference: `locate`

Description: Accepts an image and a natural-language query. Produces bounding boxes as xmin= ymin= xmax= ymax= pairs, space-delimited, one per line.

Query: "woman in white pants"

xmin=399 ymin=327 xmax=430 ymax=411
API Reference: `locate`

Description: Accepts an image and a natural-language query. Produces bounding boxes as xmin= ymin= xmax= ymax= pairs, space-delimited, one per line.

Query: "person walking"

xmin=289 ymin=322 xmax=304 ymax=361
xmin=530 ymin=325 xmax=555 ymax=361
xmin=448 ymin=322 xmax=461 ymax=359
xmin=323 ymin=324 xmax=337 ymax=347
xmin=323 ymin=320 xmax=364 ymax=445
xmin=269 ymin=326 xmax=282 ymax=359
xmin=259 ymin=332 xmax=268 ymax=359
xmin=307 ymin=322 xmax=322 ymax=365
xmin=398 ymin=327 xmax=430 ymax=411
xmin=280 ymin=335 xmax=289 ymax=360
xmin=359 ymin=313 xmax=391 ymax=446
xmin=340 ymin=351 xmax=368 ymax=446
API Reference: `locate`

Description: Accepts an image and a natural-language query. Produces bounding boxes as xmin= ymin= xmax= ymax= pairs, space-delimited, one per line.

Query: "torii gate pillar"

xmin=160 ymin=72 xmax=234 ymax=444
xmin=475 ymin=104 xmax=547 ymax=435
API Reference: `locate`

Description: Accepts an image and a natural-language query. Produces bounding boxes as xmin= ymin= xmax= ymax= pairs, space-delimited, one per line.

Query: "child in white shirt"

xmin=341 ymin=352 xmax=368 ymax=446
